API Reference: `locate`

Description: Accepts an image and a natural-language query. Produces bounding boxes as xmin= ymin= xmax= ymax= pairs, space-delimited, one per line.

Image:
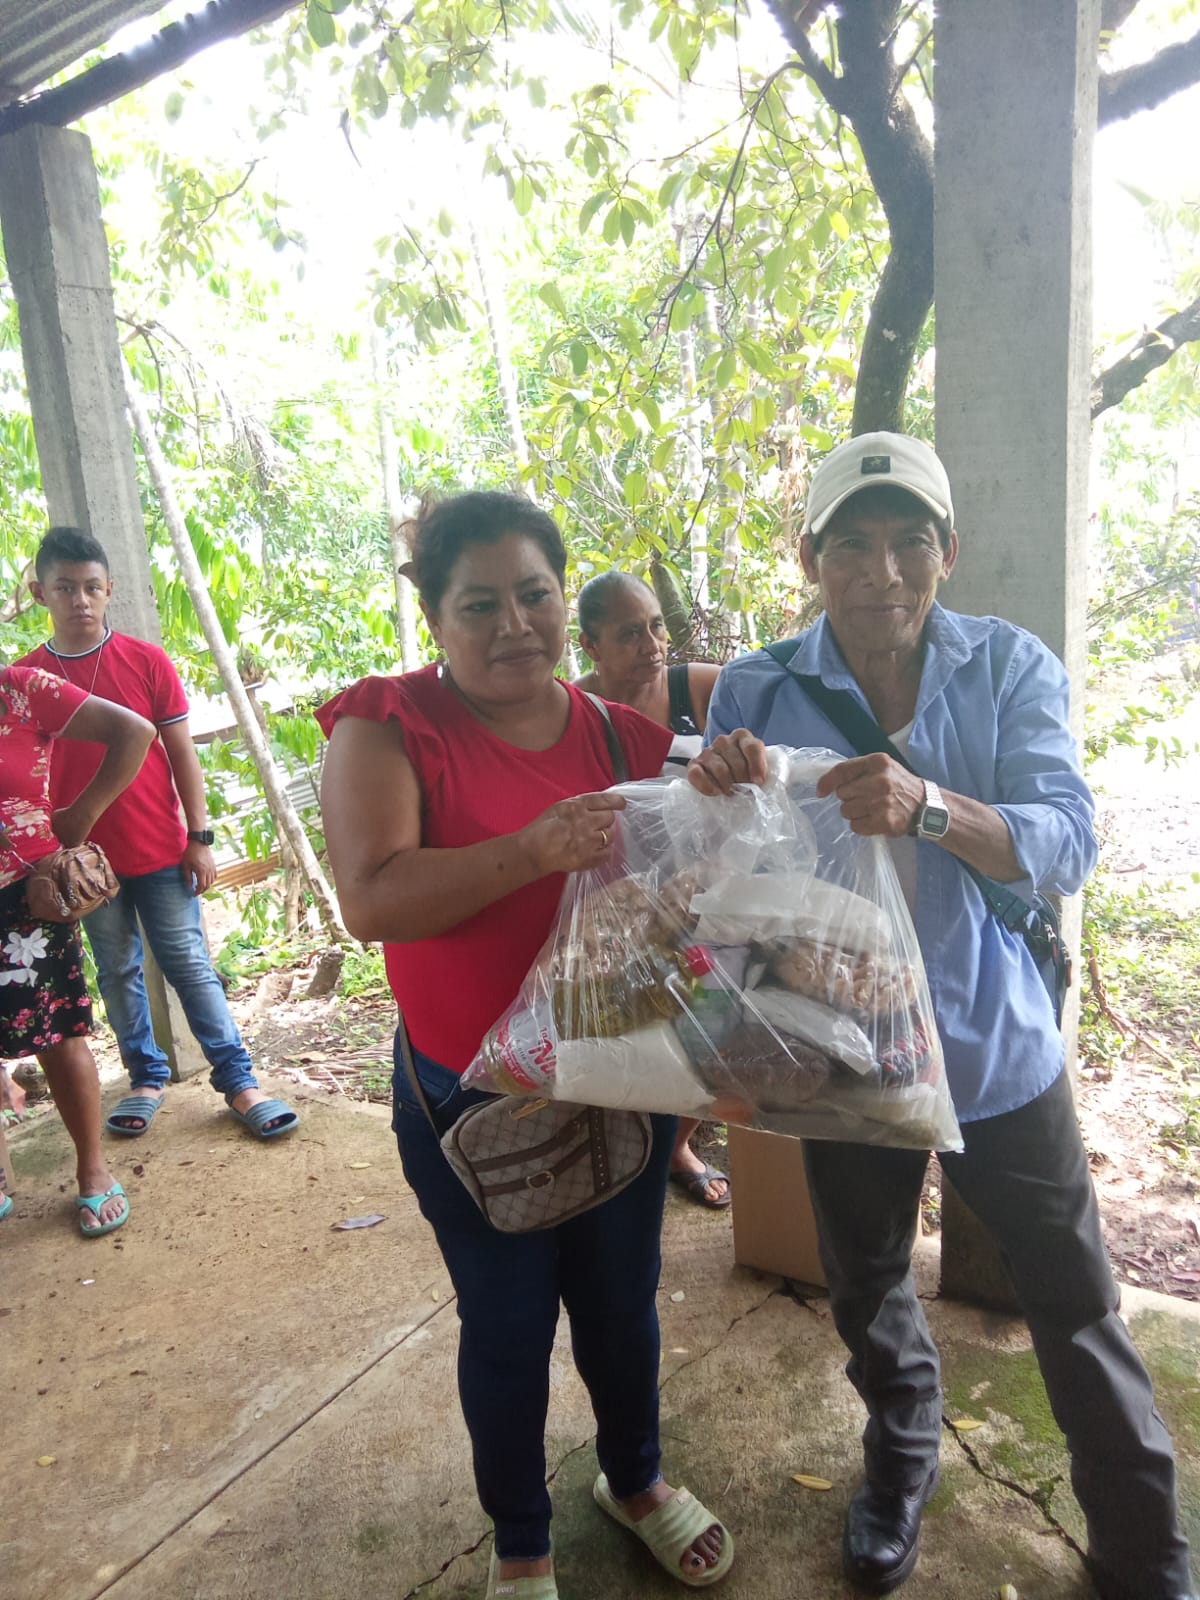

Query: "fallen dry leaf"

xmin=792 ymin=1474 xmax=834 ymax=1491
xmin=36 ymin=1455 xmax=56 ymax=1467
xmin=950 ymin=1418 xmax=984 ymax=1433
xmin=348 ymin=1161 xmax=371 ymax=1170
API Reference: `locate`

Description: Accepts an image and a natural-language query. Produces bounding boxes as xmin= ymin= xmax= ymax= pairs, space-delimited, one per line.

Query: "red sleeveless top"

xmin=315 ymin=666 xmax=671 ymax=1072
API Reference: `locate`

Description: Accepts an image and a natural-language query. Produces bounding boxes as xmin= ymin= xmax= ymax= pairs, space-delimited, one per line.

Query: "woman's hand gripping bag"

xmin=464 ymin=750 xmax=962 ymax=1154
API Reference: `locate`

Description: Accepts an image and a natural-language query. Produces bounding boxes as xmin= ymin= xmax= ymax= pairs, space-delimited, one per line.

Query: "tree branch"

xmin=1099 ymin=26 xmax=1200 ymax=124
xmin=832 ymin=3 xmax=933 ymax=434
xmin=1091 ymin=292 xmax=1200 ymax=417
xmin=764 ymin=0 xmax=843 ymax=108
xmin=767 ymin=0 xmax=933 ymax=434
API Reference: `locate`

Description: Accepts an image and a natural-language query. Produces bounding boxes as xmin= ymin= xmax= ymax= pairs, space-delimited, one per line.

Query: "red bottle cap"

xmin=683 ymin=944 xmax=716 ymax=977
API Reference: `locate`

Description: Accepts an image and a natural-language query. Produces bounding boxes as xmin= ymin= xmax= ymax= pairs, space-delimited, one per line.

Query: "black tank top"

xmin=666 ymin=663 xmax=701 ymax=737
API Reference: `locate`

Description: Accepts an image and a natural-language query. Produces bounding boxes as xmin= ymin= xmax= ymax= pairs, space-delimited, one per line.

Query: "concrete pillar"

xmin=0 ymin=122 xmax=203 ymax=1082
xmin=0 ymin=124 xmax=160 ymax=640
xmin=933 ymin=0 xmax=1099 ymax=1304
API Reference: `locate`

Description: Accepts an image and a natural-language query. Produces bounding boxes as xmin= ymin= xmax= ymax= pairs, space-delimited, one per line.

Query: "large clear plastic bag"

xmin=464 ymin=749 xmax=962 ymax=1152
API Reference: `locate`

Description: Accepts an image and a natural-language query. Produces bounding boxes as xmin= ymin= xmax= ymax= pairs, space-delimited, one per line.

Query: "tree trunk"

xmin=464 ymin=205 xmax=531 ymax=484
xmin=371 ymin=331 xmax=420 ymax=671
xmin=767 ymin=0 xmax=1200 ymax=430
xmin=246 ymin=686 xmax=306 ymax=934
xmin=673 ymin=211 xmax=711 ymax=611
xmin=123 ymin=367 xmax=349 ymax=946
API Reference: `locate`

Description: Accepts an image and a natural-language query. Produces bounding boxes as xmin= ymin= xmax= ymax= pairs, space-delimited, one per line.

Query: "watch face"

xmin=917 ymin=804 xmax=950 ymax=839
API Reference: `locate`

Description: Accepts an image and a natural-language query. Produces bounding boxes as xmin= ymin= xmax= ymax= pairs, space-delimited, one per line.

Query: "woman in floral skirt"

xmin=0 ymin=662 xmax=151 ymax=1236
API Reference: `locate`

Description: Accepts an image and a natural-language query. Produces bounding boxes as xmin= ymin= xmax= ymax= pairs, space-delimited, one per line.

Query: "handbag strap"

xmin=396 ymin=1008 xmax=441 ymax=1129
xmin=580 ymin=690 xmax=629 ymax=784
xmin=764 ymin=639 xmax=1034 ymax=933
xmin=400 ymin=689 xmax=629 ymax=1134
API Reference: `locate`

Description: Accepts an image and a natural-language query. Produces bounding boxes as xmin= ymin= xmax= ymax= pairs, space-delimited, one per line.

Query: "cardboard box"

xmin=727 ymin=1124 xmax=826 ymax=1286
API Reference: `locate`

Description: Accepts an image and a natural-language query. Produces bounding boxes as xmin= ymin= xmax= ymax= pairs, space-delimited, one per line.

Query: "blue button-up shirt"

xmin=705 ymin=604 xmax=1097 ymax=1123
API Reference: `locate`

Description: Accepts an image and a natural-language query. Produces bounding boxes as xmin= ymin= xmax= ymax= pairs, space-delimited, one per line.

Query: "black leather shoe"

xmin=842 ymin=1468 xmax=939 ymax=1593
xmin=1093 ymin=1585 xmax=1198 ymax=1600
xmin=1094 ymin=1590 xmax=1198 ymax=1600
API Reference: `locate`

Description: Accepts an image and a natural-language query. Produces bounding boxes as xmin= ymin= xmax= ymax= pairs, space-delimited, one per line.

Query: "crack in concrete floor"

xmin=90 ymin=1299 xmax=459 ymax=1600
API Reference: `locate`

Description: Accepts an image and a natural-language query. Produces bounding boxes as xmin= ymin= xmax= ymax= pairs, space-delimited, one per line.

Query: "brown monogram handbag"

xmin=399 ymin=1012 xmax=653 ymax=1235
xmin=399 ymin=692 xmax=653 ymax=1234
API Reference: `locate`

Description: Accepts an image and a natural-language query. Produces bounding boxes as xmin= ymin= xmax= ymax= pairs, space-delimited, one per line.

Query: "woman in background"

xmin=575 ymin=571 xmax=729 ymax=1210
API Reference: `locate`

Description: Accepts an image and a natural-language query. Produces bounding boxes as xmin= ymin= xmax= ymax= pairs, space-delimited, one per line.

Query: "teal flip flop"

xmin=76 ymin=1183 xmax=130 ymax=1238
xmin=105 ymin=1093 xmax=164 ymax=1137
xmin=226 ymin=1097 xmax=299 ymax=1140
xmin=0 ymin=1195 xmax=13 ymax=1222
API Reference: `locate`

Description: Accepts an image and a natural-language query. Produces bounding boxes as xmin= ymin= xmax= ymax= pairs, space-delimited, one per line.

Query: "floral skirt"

xmin=0 ymin=878 xmax=92 ymax=1060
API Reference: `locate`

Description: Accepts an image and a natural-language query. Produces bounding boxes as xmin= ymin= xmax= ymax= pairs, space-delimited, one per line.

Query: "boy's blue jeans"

xmin=83 ymin=866 xmax=258 ymax=1099
xmin=394 ymin=1036 xmax=676 ymax=1561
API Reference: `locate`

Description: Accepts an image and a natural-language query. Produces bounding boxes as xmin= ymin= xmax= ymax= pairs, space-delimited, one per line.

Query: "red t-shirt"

xmin=19 ymin=632 xmax=190 ymax=878
xmin=0 ymin=666 xmax=90 ymax=890
xmin=315 ymin=666 xmax=672 ymax=1073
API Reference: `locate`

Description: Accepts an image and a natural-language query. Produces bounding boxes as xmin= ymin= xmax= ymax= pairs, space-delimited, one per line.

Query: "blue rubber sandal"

xmin=226 ymin=1097 xmax=299 ymax=1140
xmin=105 ymin=1093 xmax=164 ymax=1137
xmin=76 ymin=1183 xmax=130 ymax=1238
xmin=0 ymin=1195 xmax=13 ymax=1222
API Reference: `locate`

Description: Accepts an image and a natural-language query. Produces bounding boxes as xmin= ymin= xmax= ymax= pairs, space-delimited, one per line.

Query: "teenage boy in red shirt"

xmin=20 ymin=526 xmax=299 ymax=1142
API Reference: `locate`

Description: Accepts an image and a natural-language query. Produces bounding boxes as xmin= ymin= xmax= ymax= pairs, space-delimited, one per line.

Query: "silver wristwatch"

xmin=913 ymin=778 xmax=950 ymax=840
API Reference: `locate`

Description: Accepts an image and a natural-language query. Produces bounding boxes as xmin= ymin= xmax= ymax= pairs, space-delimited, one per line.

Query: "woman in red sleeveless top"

xmin=318 ymin=493 xmax=734 ymax=1599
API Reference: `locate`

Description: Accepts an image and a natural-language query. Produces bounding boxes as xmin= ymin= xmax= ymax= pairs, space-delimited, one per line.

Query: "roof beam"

xmin=0 ymin=0 xmax=300 ymax=137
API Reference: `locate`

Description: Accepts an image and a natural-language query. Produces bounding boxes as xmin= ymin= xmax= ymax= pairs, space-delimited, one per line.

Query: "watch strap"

xmin=914 ymin=778 xmax=949 ymax=838
xmin=187 ymin=829 xmax=215 ymax=846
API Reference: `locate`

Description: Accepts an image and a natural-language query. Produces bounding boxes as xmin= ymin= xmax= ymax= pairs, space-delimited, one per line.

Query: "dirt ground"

xmin=1079 ymin=648 xmax=1200 ymax=1300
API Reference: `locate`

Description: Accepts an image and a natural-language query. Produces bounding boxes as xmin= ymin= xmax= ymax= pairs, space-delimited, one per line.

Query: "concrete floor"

xmin=1 ymin=1075 xmax=1196 ymax=1600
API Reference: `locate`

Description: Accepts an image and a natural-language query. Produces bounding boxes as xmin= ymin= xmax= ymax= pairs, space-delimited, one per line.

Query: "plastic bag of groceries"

xmin=463 ymin=748 xmax=962 ymax=1152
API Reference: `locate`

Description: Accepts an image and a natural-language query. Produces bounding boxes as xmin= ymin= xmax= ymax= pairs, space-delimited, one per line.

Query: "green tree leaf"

xmin=306 ymin=3 xmax=336 ymax=48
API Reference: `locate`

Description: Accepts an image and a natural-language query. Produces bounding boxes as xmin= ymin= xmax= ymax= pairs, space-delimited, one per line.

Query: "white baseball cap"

xmin=803 ymin=432 xmax=955 ymax=538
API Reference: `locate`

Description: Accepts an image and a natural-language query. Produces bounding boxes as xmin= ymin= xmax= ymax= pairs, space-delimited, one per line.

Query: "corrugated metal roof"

xmin=0 ymin=2 xmax=170 ymax=107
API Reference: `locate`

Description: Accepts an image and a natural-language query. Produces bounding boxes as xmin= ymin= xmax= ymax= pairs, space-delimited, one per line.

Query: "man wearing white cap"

xmin=688 ymin=433 xmax=1194 ymax=1599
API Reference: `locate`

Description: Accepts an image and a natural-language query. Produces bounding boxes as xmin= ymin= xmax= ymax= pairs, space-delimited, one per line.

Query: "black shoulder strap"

xmin=581 ymin=691 xmax=629 ymax=784
xmin=666 ymin=662 xmax=693 ymax=733
xmin=764 ymin=639 xmax=1033 ymax=932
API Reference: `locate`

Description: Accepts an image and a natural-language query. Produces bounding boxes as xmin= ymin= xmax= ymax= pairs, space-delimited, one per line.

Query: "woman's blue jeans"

xmin=394 ymin=1035 xmax=676 ymax=1561
xmin=83 ymin=867 xmax=258 ymax=1099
